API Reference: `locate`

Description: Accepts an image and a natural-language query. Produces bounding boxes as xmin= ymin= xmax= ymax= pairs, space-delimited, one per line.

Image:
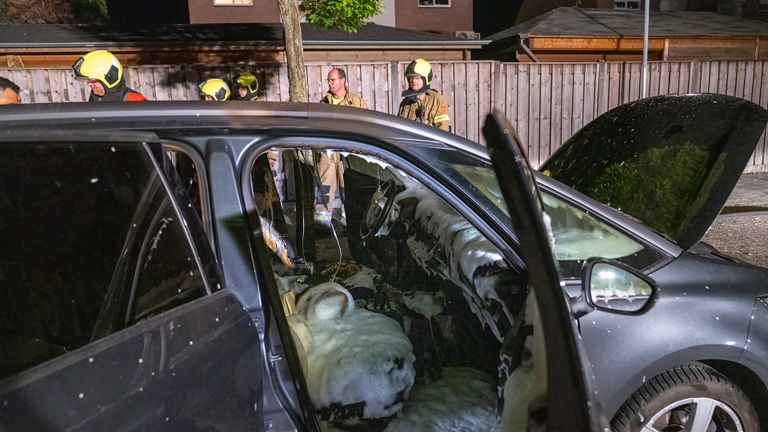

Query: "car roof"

xmin=0 ymin=101 xmax=489 ymax=158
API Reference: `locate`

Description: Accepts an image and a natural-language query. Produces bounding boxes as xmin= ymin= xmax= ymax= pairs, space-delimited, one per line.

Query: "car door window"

xmin=129 ymin=197 xmax=205 ymax=324
xmin=245 ymin=145 xmax=530 ymax=431
xmin=0 ymin=142 xmax=156 ymax=379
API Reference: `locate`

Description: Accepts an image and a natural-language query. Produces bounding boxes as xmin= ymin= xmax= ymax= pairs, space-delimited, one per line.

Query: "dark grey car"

xmin=0 ymin=104 xmax=607 ymax=431
xmin=0 ymin=94 xmax=762 ymax=432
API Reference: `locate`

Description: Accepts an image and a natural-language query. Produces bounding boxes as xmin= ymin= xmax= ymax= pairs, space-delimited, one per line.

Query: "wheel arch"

xmin=703 ymin=359 xmax=768 ymax=430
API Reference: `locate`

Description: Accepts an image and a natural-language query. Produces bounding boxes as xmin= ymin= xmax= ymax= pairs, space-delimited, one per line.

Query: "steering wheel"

xmin=360 ymin=179 xmax=397 ymax=242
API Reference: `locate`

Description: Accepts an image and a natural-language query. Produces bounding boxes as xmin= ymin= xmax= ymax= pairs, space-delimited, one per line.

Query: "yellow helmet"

xmin=72 ymin=50 xmax=123 ymax=89
xmin=233 ymin=72 xmax=259 ymax=94
xmin=199 ymin=78 xmax=230 ymax=101
xmin=405 ymin=58 xmax=433 ymax=86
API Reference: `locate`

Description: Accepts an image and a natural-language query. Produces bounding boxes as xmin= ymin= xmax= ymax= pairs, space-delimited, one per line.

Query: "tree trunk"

xmin=276 ymin=0 xmax=308 ymax=102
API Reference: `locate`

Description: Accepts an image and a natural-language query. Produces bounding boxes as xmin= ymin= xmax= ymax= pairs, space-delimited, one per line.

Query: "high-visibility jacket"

xmin=398 ymin=89 xmax=451 ymax=131
xmin=320 ymin=90 xmax=368 ymax=109
xmin=123 ymin=90 xmax=148 ymax=101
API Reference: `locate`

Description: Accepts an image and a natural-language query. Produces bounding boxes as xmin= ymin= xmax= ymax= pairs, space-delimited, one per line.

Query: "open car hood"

xmin=540 ymin=94 xmax=768 ymax=250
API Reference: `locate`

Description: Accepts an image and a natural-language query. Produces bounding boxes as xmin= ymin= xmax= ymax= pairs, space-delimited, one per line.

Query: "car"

xmin=0 ymin=93 xmax=762 ymax=432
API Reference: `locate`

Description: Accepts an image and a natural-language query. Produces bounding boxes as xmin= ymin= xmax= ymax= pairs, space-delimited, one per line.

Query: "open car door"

xmin=483 ymin=112 xmax=608 ymax=431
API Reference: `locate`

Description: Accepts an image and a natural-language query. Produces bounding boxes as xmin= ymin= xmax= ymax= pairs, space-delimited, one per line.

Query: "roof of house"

xmin=488 ymin=7 xmax=768 ymax=41
xmin=0 ymin=22 xmax=488 ymax=48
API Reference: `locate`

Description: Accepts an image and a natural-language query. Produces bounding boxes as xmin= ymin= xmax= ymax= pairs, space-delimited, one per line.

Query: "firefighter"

xmin=232 ymin=71 xmax=259 ymax=101
xmin=199 ymin=78 xmax=231 ymax=101
xmin=72 ymin=50 xmax=148 ymax=102
xmin=320 ymin=68 xmax=368 ymax=108
xmin=398 ymin=59 xmax=450 ymax=131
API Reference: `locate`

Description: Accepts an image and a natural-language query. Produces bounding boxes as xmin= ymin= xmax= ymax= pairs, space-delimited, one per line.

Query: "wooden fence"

xmin=2 ymin=60 xmax=767 ymax=171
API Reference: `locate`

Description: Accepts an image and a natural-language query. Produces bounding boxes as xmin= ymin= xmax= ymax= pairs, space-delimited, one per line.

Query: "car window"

xmin=0 ymin=142 xmax=155 ymax=379
xmin=245 ymin=145 xmax=533 ymax=431
xmin=129 ymin=197 xmax=206 ymax=324
xmin=166 ymin=147 xmax=205 ymax=226
xmin=451 ymin=163 xmax=665 ymax=278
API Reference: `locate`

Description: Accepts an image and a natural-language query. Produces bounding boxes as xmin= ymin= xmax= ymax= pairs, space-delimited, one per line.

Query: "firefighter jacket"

xmin=398 ymin=89 xmax=451 ymax=131
xmin=88 ymin=80 xmax=148 ymax=102
xmin=320 ymin=90 xmax=368 ymax=109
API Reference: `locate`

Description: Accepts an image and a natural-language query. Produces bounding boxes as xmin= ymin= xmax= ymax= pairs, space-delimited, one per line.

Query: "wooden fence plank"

xmin=478 ymin=62 xmax=493 ymax=143
xmin=572 ymin=64 xmax=585 ymax=135
xmin=453 ymin=62 xmax=467 ymax=138
xmin=755 ymin=62 xmax=768 ymax=167
xmin=30 ymin=69 xmax=50 ymax=103
xmin=516 ymin=64 xmax=530 ymax=161
xmin=538 ymin=64 xmax=552 ymax=165
xmin=659 ymin=62 xmax=670 ymax=95
xmin=551 ymin=63 xmax=563 ymax=154
xmin=47 ymin=69 xmax=67 ymax=103
xmin=528 ymin=64 xmax=541 ymax=166
xmin=561 ymin=63 xmax=574 ymax=142
xmin=583 ymin=63 xmax=597 ymax=125
xmin=465 ymin=62 xmax=480 ymax=143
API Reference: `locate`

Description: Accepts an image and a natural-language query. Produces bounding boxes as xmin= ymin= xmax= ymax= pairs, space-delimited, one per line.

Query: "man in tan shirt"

xmin=316 ymin=68 xmax=369 ymax=225
xmin=320 ymin=68 xmax=369 ymax=108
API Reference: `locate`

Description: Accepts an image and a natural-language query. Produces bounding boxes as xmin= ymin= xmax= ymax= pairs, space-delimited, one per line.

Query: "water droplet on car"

xmin=88 ymin=357 xmax=93 ymax=363
xmin=111 ymin=147 xmax=116 ymax=152
xmin=78 ymin=393 xmax=84 ymax=399
xmin=138 ymin=358 xmax=143 ymax=364
xmin=715 ymin=316 xmax=720 ymax=320
xmin=189 ymin=340 xmax=194 ymax=345
xmin=90 ymin=177 xmax=99 ymax=184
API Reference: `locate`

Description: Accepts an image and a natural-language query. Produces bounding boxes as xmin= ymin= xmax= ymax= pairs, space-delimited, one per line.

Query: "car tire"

xmin=611 ymin=362 xmax=759 ymax=432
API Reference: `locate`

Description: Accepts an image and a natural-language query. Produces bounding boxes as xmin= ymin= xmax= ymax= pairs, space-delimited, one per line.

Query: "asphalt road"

xmin=704 ymin=213 xmax=768 ymax=269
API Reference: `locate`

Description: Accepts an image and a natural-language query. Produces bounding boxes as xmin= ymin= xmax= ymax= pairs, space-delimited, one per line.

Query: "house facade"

xmin=108 ymin=0 xmax=475 ymax=36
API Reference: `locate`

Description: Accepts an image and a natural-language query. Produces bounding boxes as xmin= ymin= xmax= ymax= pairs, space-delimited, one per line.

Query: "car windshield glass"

xmin=413 ymin=147 xmax=661 ymax=278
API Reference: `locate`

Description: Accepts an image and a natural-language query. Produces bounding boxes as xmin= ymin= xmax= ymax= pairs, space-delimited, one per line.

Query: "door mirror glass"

xmin=585 ymin=260 xmax=655 ymax=314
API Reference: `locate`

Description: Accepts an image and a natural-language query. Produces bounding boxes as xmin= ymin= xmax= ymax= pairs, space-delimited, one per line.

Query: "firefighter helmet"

xmin=233 ymin=72 xmax=259 ymax=94
xmin=404 ymin=58 xmax=433 ymax=86
xmin=72 ymin=50 xmax=123 ymax=89
xmin=199 ymin=78 xmax=231 ymax=101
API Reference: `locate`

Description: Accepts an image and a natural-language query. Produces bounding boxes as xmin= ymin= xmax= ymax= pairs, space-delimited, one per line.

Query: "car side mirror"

xmin=583 ymin=258 xmax=656 ymax=314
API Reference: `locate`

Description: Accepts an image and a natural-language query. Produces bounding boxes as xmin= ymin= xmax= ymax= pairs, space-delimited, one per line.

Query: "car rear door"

xmin=483 ymin=112 xmax=608 ymax=430
xmin=0 ymin=130 xmax=263 ymax=431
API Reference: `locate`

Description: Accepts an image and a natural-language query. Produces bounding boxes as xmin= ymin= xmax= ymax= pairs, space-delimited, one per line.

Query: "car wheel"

xmin=611 ymin=362 xmax=759 ymax=432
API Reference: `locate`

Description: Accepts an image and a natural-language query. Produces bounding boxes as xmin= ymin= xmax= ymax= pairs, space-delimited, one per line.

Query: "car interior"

xmin=244 ymin=146 xmax=531 ymax=431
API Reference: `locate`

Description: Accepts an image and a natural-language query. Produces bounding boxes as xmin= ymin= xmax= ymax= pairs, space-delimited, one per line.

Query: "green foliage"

xmin=0 ymin=0 xmax=107 ymax=24
xmin=72 ymin=0 xmax=109 ymax=23
xmin=301 ymin=0 xmax=383 ymax=32
xmin=590 ymin=143 xmax=709 ymax=237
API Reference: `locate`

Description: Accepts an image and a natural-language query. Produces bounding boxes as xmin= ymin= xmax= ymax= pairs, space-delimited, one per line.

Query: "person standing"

xmin=0 ymin=77 xmax=21 ymax=105
xmin=320 ymin=68 xmax=368 ymax=109
xmin=199 ymin=78 xmax=231 ymax=101
xmin=398 ymin=59 xmax=450 ymax=131
xmin=315 ymin=68 xmax=368 ymax=224
xmin=232 ymin=72 xmax=259 ymax=101
xmin=72 ymin=50 xmax=148 ymax=102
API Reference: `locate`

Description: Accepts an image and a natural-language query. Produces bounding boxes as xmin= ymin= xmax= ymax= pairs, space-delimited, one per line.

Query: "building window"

xmin=418 ymin=0 xmax=451 ymax=7
xmin=614 ymin=0 xmax=641 ymax=8
xmin=214 ymin=0 xmax=253 ymax=5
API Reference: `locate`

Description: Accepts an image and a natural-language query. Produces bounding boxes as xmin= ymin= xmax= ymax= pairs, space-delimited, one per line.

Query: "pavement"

xmin=704 ymin=172 xmax=768 ymax=268
xmin=725 ymin=172 xmax=768 ymax=210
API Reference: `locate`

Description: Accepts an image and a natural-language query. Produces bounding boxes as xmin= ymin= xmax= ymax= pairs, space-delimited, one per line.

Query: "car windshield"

xmin=412 ymin=145 xmax=660 ymax=279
